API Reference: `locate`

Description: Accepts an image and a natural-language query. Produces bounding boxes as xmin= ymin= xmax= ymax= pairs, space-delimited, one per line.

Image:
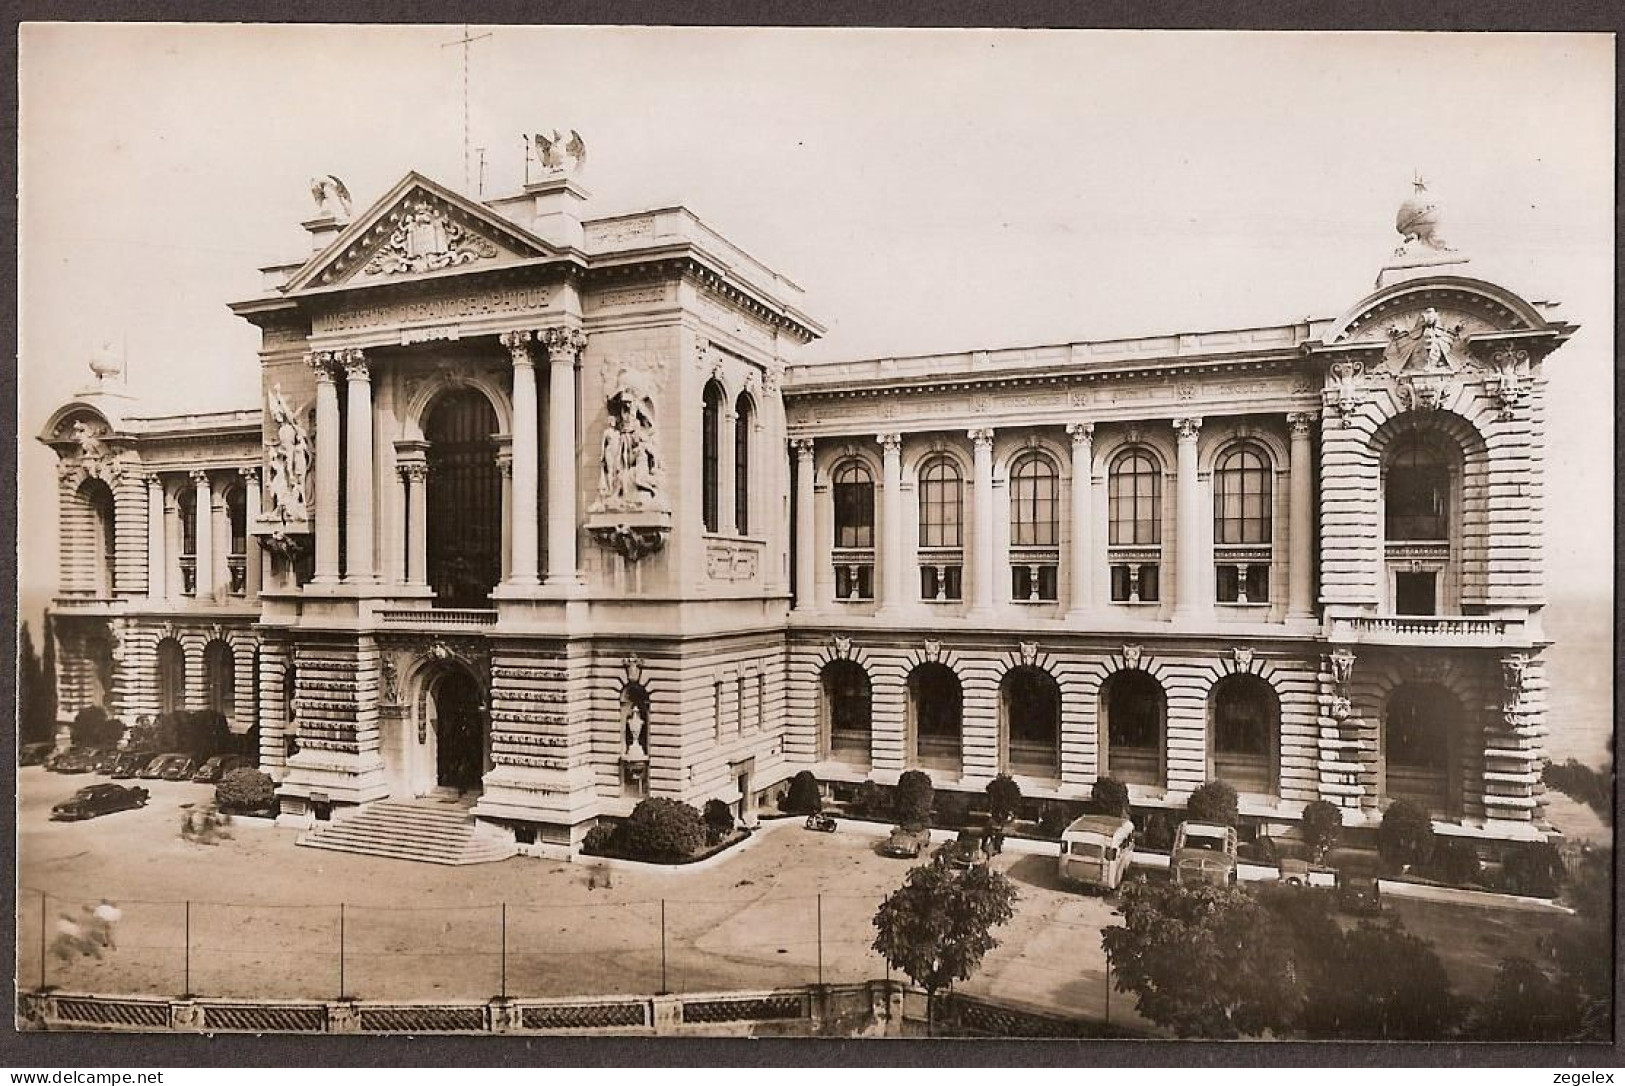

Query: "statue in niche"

xmin=622 ymin=684 xmax=650 ymax=761
xmin=265 ymin=385 xmax=313 ymax=523
xmin=595 ymin=369 xmax=666 ymax=513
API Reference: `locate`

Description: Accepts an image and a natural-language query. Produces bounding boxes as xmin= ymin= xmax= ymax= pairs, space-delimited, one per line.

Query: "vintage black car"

xmin=50 ymin=783 xmax=150 ymax=821
xmin=91 ymin=749 xmax=123 ymax=774
xmin=159 ymin=756 xmax=200 ymax=781
xmin=110 ymin=751 xmax=157 ymax=779
xmin=192 ymin=754 xmax=246 ymax=784
xmin=47 ymin=747 xmax=100 ymax=774
xmin=139 ymin=753 xmax=185 ymax=779
xmin=19 ymin=742 xmax=54 ymax=766
xmin=879 ymin=825 xmax=933 ymax=859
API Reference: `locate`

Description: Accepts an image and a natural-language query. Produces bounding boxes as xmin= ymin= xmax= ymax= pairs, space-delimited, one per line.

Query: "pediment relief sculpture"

xmin=365 ymin=200 xmax=499 ymax=276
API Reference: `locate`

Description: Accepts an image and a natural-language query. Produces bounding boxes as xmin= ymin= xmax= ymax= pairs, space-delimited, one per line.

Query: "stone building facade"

xmin=39 ymin=167 xmax=1573 ymax=854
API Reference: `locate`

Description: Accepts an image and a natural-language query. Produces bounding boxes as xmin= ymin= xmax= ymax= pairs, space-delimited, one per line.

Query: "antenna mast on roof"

xmin=441 ymin=24 xmax=492 ymax=192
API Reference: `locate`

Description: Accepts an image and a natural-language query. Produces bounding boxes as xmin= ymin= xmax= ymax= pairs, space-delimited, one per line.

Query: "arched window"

xmin=157 ymin=639 xmax=186 ymax=716
xmin=424 ymin=389 xmax=502 ymax=607
xmin=831 ymin=460 xmax=875 ymax=601
xmin=77 ymin=479 xmax=116 ymax=597
xmin=1385 ymin=434 xmax=1450 ymax=541
xmin=1385 ymin=683 xmax=1458 ymax=815
xmin=701 ymin=380 xmax=725 ymax=533
xmin=1009 ymin=453 xmax=1059 ymax=602
xmin=177 ymin=486 xmax=198 ymax=597
xmin=1209 ymin=674 xmax=1278 ymax=795
xmin=1002 ymin=666 xmax=1060 ymax=777
xmin=225 ymin=485 xmax=248 ymax=596
xmin=1214 ymin=443 xmax=1273 ymax=604
xmin=204 ymin=640 xmax=236 ymax=722
xmin=917 ymin=456 xmax=963 ymax=601
xmin=1108 ymin=449 xmax=1161 ymax=603
xmin=908 ymin=662 xmax=962 ymax=769
xmin=821 ymin=660 xmax=872 ymax=762
xmin=734 ymin=393 xmax=754 ymax=535
xmin=1101 ymin=670 xmax=1165 ymax=786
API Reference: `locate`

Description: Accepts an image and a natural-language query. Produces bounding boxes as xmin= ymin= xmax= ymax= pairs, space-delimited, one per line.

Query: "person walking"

xmin=93 ymin=899 xmax=122 ymax=951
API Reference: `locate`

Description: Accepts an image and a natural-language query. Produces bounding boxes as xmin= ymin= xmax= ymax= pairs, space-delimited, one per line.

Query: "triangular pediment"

xmin=283 ymin=172 xmax=557 ymax=294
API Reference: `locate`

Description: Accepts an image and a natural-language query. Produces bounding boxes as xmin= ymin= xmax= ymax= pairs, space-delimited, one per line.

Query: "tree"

xmin=893 ymin=770 xmax=934 ymax=832
xmin=1376 ymin=799 xmax=1435 ymax=873
xmin=1090 ymin=776 xmax=1132 ymax=818
xmin=782 ymin=770 xmax=822 ymax=814
xmin=985 ymin=774 xmax=1022 ymax=826
xmin=18 ymin=622 xmax=54 ymax=744
xmin=1302 ymin=919 xmax=1461 ymax=1039
xmin=1550 ymin=846 xmax=1613 ymax=1041
xmin=1187 ymin=780 xmax=1240 ymax=827
xmin=702 ymin=798 xmax=735 ymax=844
xmin=1103 ymin=880 xmax=1303 ymax=1038
xmin=1469 ymin=956 xmax=1574 ymax=1041
xmin=70 ymin=705 xmax=123 ymax=749
xmin=872 ymin=859 xmax=1018 ymax=1035
xmin=1300 ymin=800 xmax=1343 ymax=863
xmin=619 ymin=797 xmax=708 ymax=861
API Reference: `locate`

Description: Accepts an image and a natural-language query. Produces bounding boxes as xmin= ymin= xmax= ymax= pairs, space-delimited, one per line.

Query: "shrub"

xmin=1500 ymin=841 xmax=1565 ymax=898
xmin=1187 ymin=781 xmax=1240 ymax=827
xmin=781 ymin=770 xmax=823 ymax=815
xmin=1427 ymin=838 xmax=1482 ymax=886
xmin=1300 ymin=800 xmax=1343 ymax=863
xmin=934 ymin=790 xmax=973 ymax=828
xmin=580 ymin=823 xmax=619 ymax=856
xmin=1090 ymin=776 xmax=1132 ymax=818
xmin=1541 ymin=759 xmax=1613 ymax=825
xmin=854 ymin=781 xmax=890 ymax=820
xmin=176 ymin=711 xmax=232 ymax=760
xmin=1376 ymin=800 xmax=1435 ymax=873
xmin=70 ymin=705 xmax=122 ymax=749
xmin=702 ymin=798 xmax=735 ymax=844
xmin=894 ymin=770 xmax=934 ymax=832
xmin=620 ymin=798 xmax=708 ymax=861
xmin=1036 ymin=801 xmax=1069 ymax=839
xmin=985 ymin=774 xmax=1022 ymax=826
xmin=1140 ymin=810 xmax=1176 ymax=852
xmin=215 ymin=768 xmax=275 ymax=814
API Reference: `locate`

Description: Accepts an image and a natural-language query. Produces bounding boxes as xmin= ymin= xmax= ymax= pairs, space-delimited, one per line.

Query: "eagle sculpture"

xmin=532 ymin=129 xmax=587 ymax=174
xmin=308 ymin=174 xmax=353 ymax=221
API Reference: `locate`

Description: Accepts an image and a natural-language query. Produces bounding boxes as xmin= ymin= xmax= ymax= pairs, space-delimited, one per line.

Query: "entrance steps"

xmin=297 ymin=797 xmax=516 ymax=866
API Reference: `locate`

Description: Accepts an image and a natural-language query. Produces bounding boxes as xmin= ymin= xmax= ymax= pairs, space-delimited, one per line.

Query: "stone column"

xmin=968 ymin=428 xmax=996 ymax=615
xmin=146 ymin=472 xmax=165 ymax=601
xmin=190 ymin=469 xmax=214 ymax=600
xmin=240 ymin=467 xmax=262 ymax=598
xmin=1172 ymin=417 xmax=1204 ymax=620
xmin=500 ymin=331 xmax=540 ymax=585
xmin=401 ymin=463 xmax=429 ymax=586
xmin=792 ymin=439 xmax=817 ymax=612
xmin=497 ymin=450 xmax=514 ymax=581
xmin=720 ymin=407 xmax=738 ymax=535
xmin=1287 ymin=412 xmax=1317 ymax=620
xmin=341 ymin=349 xmax=375 ymax=584
xmin=876 ymin=433 xmax=904 ymax=614
xmin=387 ymin=464 xmax=409 ymax=586
xmin=1066 ymin=422 xmax=1094 ymax=618
xmin=543 ymin=327 xmax=587 ymax=587
xmin=310 ymin=353 xmax=342 ymax=584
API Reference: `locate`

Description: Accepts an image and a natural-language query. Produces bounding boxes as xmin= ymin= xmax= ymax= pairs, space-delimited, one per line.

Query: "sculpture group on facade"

xmin=596 ymin=370 xmax=666 ymax=513
xmin=265 ymin=385 xmax=313 ymax=524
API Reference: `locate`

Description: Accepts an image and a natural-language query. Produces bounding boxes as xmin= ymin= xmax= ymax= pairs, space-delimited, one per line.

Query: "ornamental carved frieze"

xmin=706 ymin=544 xmax=759 ymax=581
xmin=1483 ymin=342 xmax=1533 ymax=420
xmin=1322 ymin=360 xmax=1370 ymax=426
xmin=364 ymin=200 xmax=498 ymax=276
xmin=55 ymin=415 xmax=126 ymax=487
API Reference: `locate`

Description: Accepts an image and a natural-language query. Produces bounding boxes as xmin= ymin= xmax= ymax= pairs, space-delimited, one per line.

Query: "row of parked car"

xmin=21 ymin=742 xmax=249 ymax=784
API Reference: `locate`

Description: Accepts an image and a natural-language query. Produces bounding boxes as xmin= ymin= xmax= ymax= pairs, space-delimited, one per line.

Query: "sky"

xmin=16 ymin=25 xmax=1615 ymax=625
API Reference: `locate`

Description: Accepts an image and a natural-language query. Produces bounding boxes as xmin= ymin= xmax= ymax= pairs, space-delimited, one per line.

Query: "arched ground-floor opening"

xmin=1383 ymin=681 xmax=1463 ymax=818
xmin=821 ymin=660 xmax=872 ymax=765
xmin=1001 ymin=665 xmax=1060 ymax=779
xmin=413 ymin=665 xmax=490 ymax=797
xmin=1209 ymin=673 xmax=1279 ymax=796
xmin=907 ymin=662 xmax=962 ymax=772
xmin=1099 ymin=670 xmax=1165 ymax=788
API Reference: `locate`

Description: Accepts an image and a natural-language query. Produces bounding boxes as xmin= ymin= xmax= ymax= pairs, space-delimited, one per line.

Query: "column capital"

xmin=189 ymin=468 xmax=211 ymax=487
xmin=238 ymin=466 xmax=260 ymax=484
xmin=500 ymin=329 xmax=538 ymax=362
xmin=397 ymin=461 xmax=430 ymax=483
xmin=306 ymin=351 xmax=338 ymax=381
xmin=144 ymin=469 xmax=165 ymax=488
xmin=790 ymin=437 xmax=816 ymax=460
xmin=1172 ymin=417 xmax=1203 ymax=442
xmin=967 ymin=427 xmax=996 ymax=449
xmin=1287 ymin=411 xmax=1320 ymax=437
xmin=1066 ymin=421 xmax=1095 ymax=446
xmin=543 ymin=326 xmax=588 ymax=364
xmin=875 ymin=432 xmax=903 ymax=455
xmin=339 ymin=348 xmax=370 ymax=382
xmin=495 ymin=450 xmax=514 ymax=478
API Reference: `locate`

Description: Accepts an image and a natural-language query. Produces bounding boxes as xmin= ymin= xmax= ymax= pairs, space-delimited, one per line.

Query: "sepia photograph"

xmin=12 ymin=22 xmax=1616 ymax=1049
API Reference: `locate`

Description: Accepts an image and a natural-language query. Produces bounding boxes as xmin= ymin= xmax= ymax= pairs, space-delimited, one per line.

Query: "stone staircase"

xmin=297 ymin=797 xmax=516 ymax=866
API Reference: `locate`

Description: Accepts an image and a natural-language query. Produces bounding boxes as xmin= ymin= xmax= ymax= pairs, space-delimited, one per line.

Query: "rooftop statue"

xmin=308 ymin=174 xmax=353 ymax=222
xmin=531 ymin=129 xmax=587 ymax=175
xmin=1393 ymin=173 xmax=1452 ymax=256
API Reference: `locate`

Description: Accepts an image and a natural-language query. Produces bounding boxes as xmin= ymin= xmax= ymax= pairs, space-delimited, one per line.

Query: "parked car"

xmin=1059 ymin=814 xmax=1137 ymax=893
xmin=192 ymin=754 xmax=246 ymax=784
xmin=1171 ymin=820 xmax=1239 ymax=887
xmin=1277 ymin=857 xmax=1312 ymax=887
xmin=19 ymin=742 xmax=55 ymax=766
xmin=91 ymin=749 xmax=123 ymax=774
xmin=110 ymin=751 xmax=157 ymax=779
xmin=879 ymin=825 xmax=932 ymax=859
xmin=939 ymin=827 xmax=990 ymax=871
xmin=50 ymin=783 xmax=150 ymax=821
xmin=138 ymin=753 xmax=186 ymax=779
xmin=159 ymin=755 xmax=200 ymax=781
xmin=1334 ymin=860 xmax=1383 ymax=915
xmin=48 ymin=747 xmax=100 ymax=775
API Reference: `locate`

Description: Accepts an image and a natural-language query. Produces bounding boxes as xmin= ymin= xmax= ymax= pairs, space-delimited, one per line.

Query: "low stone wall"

xmin=16 ymin=981 xmax=1149 ymax=1038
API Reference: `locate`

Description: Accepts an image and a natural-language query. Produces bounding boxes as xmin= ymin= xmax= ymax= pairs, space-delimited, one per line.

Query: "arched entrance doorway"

xmin=424 ymin=389 xmax=502 ymax=607
xmin=429 ymin=667 xmax=487 ymax=794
